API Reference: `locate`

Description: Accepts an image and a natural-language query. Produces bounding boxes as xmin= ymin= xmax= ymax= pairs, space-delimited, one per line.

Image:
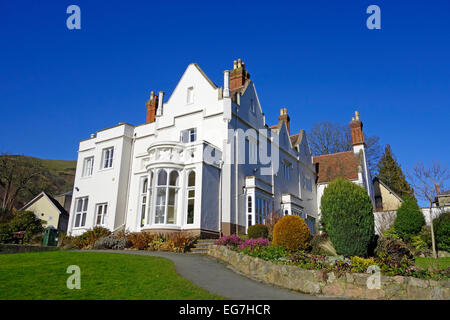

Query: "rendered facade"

xmin=67 ymin=60 xmax=374 ymax=237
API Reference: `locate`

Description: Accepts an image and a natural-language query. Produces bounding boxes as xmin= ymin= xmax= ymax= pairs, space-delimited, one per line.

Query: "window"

xmin=74 ymin=197 xmax=88 ymax=228
xmin=154 ymin=169 xmax=179 ymax=224
xmin=95 ymin=203 xmax=108 ymax=226
xmin=140 ymin=177 xmax=148 ymax=227
xmin=306 ymin=216 xmax=315 ymax=235
xmin=180 ymin=128 xmax=197 ymax=143
xmin=248 ymin=138 xmax=257 ymax=164
xmin=102 ymin=147 xmax=114 ymax=169
xmin=282 ymin=162 xmax=291 ymax=180
xmin=187 ymin=86 xmax=194 ymax=104
xmin=250 ymin=98 xmax=255 ymax=113
xmin=305 ymin=176 xmax=312 ymax=192
xmin=255 ymin=197 xmax=269 ymax=225
xmin=82 ymin=156 xmax=94 ymax=177
xmin=247 ymin=195 xmax=253 ymax=228
xmin=186 ymin=171 xmax=195 ymax=224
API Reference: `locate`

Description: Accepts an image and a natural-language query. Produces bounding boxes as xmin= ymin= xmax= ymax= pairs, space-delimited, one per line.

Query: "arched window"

xmin=186 ymin=171 xmax=195 ymax=224
xmin=154 ymin=169 xmax=179 ymax=225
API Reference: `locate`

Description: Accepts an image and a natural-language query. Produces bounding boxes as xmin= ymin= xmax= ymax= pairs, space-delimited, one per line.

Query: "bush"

xmin=93 ymin=235 xmax=126 ymax=250
xmin=7 ymin=211 xmax=45 ymax=243
xmin=375 ymin=236 xmax=414 ymax=266
xmin=0 ymin=223 xmax=12 ymax=243
xmin=272 ymin=215 xmax=311 ymax=252
xmin=321 ymin=178 xmax=375 ymax=257
xmin=167 ymin=233 xmax=197 ymax=253
xmin=126 ymin=232 xmax=154 ymax=250
xmin=310 ymin=233 xmax=337 ymax=256
xmin=394 ymin=197 xmax=425 ymax=242
xmin=242 ymin=245 xmax=288 ymax=261
xmin=433 ymin=211 xmax=450 ymax=252
xmin=237 ymin=238 xmax=270 ymax=251
xmin=72 ymin=226 xmax=111 ymax=249
xmin=247 ymin=224 xmax=269 ymax=239
xmin=383 ymin=226 xmax=400 ymax=239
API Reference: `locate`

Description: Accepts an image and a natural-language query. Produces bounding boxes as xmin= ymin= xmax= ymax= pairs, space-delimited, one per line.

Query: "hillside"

xmin=0 ymin=155 xmax=76 ymax=210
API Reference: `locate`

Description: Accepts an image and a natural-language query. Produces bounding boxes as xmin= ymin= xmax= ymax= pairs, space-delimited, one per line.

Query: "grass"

xmin=0 ymin=251 xmax=223 ymax=300
xmin=415 ymin=257 xmax=450 ymax=270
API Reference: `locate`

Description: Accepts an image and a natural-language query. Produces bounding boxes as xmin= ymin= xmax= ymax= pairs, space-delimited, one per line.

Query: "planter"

xmin=208 ymin=245 xmax=450 ymax=300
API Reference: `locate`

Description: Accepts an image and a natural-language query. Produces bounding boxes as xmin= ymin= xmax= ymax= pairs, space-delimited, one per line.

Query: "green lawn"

xmin=0 ymin=251 xmax=223 ymax=300
xmin=415 ymin=257 xmax=450 ymax=270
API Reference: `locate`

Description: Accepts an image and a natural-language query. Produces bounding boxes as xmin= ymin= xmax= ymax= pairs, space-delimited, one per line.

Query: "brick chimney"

xmin=146 ymin=91 xmax=158 ymax=123
xmin=229 ymin=58 xmax=250 ymax=91
xmin=349 ymin=111 xmax=364 ymax=146
xmin=435 ymin=184 xmax=441 ymax=195
xmin=278 ymin=108 xmax=290 ymax=135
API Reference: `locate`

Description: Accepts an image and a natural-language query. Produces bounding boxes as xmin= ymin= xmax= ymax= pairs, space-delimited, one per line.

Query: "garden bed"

xmin=208 ymin=244 xmax=450 ymax=300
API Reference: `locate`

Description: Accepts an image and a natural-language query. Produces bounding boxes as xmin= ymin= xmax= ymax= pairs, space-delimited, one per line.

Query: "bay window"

xmin=154 ymin=169 xmax=179 ymax=225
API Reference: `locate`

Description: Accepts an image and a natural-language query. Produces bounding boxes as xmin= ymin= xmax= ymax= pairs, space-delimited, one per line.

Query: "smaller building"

xmin=20 ymin=191 xmax=70 ymax=232
xmin=372 ymin=177 xmax=404 ymax=212
xmin=435 ymin=187 xmax=450 ymax=207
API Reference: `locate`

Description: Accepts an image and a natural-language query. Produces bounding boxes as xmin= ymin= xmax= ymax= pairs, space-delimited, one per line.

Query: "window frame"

xmin=101 ymin=147 xmax=114 ymax=170
xmin=73 ymin=197 xmax=88 ymax=229
xmin=95 ymin=202 xmax=108 ymax=226
xmin=82 ymin=156 xmax=94 ymax=177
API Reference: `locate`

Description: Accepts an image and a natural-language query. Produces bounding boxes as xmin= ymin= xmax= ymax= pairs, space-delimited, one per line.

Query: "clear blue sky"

xmin=1 ymin=0 xmax=449 ymax=177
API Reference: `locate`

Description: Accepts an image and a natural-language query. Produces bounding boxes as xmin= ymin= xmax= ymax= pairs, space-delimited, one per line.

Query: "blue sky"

xmin=0 ymin=0 xmax=449 ymax=178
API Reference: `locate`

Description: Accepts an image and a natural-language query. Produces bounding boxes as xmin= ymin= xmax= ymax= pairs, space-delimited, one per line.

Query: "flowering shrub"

xmin=273 ymin=215 xmax=311 ymax=252
xmin=215 ymin=235 xmax=244 ymax=247
xmin=237 ymin=238 xmax=270 ymax=251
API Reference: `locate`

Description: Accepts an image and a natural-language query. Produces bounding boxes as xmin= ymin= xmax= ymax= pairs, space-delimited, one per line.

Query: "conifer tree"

xmin=377 ymin=145 xmax=414 ymax=199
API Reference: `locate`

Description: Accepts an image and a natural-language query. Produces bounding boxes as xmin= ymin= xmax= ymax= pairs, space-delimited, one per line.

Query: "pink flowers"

xmin=215 ymin=235 xmax=270 ymax=252
xmin=238 ymin=238 xmax=270 ymax=251
xmin=215 ymin=235 xmax=244 ymax=246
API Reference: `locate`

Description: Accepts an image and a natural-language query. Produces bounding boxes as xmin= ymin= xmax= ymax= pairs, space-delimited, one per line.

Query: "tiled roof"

xmin=313 ymin=151 xmax=361 ymax=184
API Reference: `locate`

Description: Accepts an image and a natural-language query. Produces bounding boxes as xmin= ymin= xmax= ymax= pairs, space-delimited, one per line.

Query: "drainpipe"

xmin=218 ymin=160 xmax=223 ymax=237
xmin=122 ymin=132 xmax=136 ymax=232
xmin=235 ymin=106 xmax=239 ymax=234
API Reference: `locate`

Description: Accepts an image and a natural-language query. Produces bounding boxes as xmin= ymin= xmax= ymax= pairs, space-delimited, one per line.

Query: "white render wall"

xmin=67 ymin=62 xmax=372 ymax=237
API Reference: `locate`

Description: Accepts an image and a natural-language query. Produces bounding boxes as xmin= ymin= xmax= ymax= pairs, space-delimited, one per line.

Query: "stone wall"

xmin=0 ymin=244 xmax=60 ymax=254
xmin=208 ymin=245 xmax=450 ymax=300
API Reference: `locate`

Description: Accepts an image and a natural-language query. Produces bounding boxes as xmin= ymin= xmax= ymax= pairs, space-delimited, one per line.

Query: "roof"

xmin=20 ymin=191 xmax=69 ymax=216
xmin=372 ymin=176 xmax=404 ymax=202
xmin=313 ymin=151 xmax=361 ymax=184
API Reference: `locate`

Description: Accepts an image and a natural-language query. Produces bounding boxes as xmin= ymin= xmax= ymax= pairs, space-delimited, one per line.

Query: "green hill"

xmin=0 ymin=155 xmax=76 ymax=210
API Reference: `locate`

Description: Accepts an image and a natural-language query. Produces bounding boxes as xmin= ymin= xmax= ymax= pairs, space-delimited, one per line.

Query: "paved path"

xmin=89 ymin=250 xmax=333 ymax=300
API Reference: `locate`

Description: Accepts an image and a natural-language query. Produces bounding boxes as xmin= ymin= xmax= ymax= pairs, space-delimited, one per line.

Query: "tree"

xmin=6 ymin=210 xmax=45 ymax=243
xmin=377 ymin=145 xmax=414 ymax=199
xmin=321 ymin=178 xmax=374 ymax=257
xmin=308 ymin=121 xmax=381 ymax=175
xmin=408 ymin=160 xmax=450 ymax=258
xmin=393 ymin=197 xmax=425 ymax=242
xmin=0 ymin=154 xmax=44 ymax=213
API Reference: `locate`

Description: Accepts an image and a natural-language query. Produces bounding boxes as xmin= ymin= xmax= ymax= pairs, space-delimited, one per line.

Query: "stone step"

xmin=190 ymin=247 xmax=209 ymax=254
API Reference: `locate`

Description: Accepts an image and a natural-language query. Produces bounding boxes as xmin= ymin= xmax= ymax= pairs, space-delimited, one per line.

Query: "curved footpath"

xmin=89 ymin=249 xmax=336 ymax=300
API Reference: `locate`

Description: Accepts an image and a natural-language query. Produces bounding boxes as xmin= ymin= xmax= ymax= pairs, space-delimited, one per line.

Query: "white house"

xmin=67 ymin=59 xmax=374 ymax=237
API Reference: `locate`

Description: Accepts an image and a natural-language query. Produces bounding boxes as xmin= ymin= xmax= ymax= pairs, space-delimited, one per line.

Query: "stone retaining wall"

xmin=208 ymin=245 xmax=450 ymax=300
xmin=0 ymin=244 xmax=60 ymax=254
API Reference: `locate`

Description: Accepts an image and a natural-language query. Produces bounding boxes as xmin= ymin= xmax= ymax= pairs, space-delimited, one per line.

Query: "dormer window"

xmin=187 ymin=87 xmax=194 ymax=104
